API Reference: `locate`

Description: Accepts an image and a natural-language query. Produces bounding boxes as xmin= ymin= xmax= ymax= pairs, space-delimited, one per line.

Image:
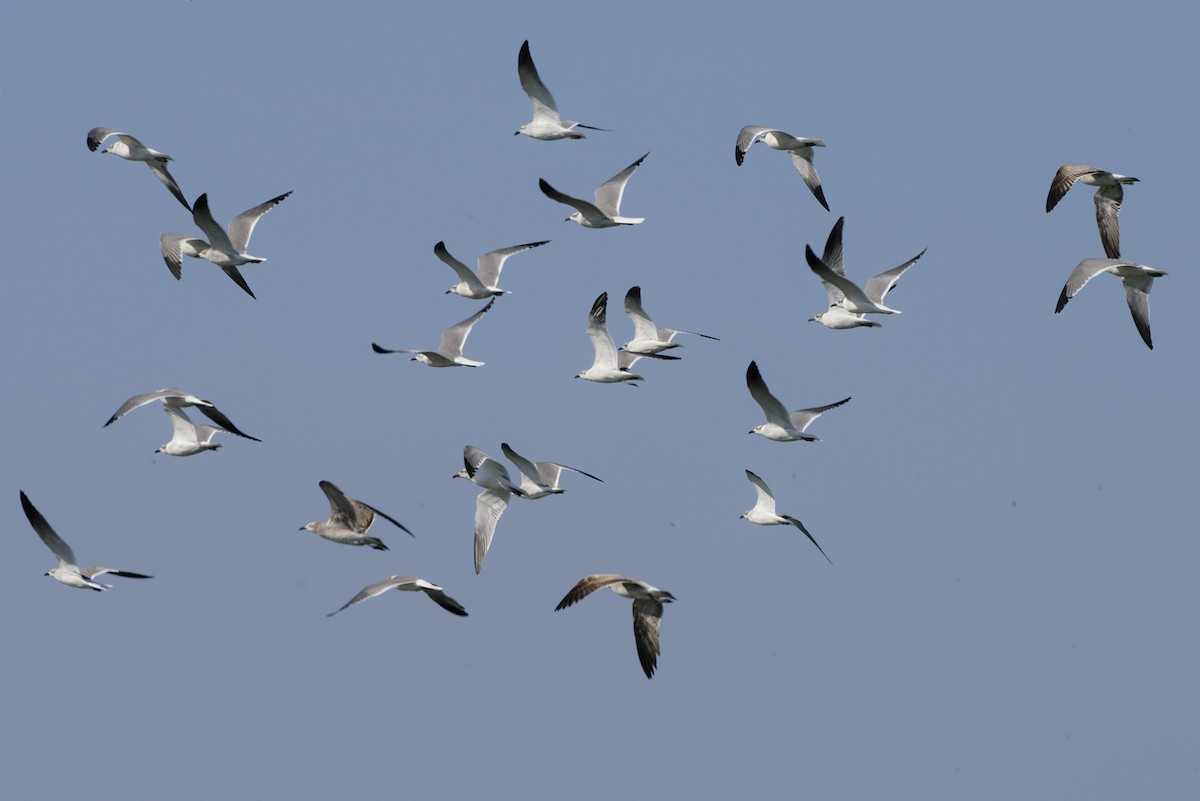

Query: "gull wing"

xmin=104 ymin=388 xmax=188 ymax=426
xmin=789 ymin=396 xmax=851 ymax=433
xmin=1055 ymin=258 xmax=1118 ymax=313
xmin=473 ymin=488 xmax=511 ymax=574
xmin=1094 ymin=185 xmax=1124 ymax=259
xmin=518 ymin=40 xmax=561 ymax=121
xmin=586 ymin=292 xmax=618 ymax=370
xmin=19 ymin=491 xmax=78 ymax=568
xmin=539 ymin=178 xmax=604 ymax=221
xmin=805 ymin=245 xmax=873 ymax=308
xmin=863 ymin=248 xmax=927 ymax=305
xmin=787 ymin=149 xmax=829 ymax=211
xmin=87 ymin=127 xmax=124 ymax=151
xmin=734 ymin=125 xmax=772 ymax=165
xmin=500 ymin=442 xmax=545 ymax=489
xmin=434 ymin=241 xmax=487 ymax=294
xmin=438 ymin=298 xmax=495 ymax=358
xmin=744 ymin=469 xmax=778 ymax=515
xmin=226 ymin=191 xmax=292 ymax=254
xmin=538 ymin=461 xmax=602 ymax=485
xmin=632 ymin=598 xmax=665 ymax=678
xmin=327 ymin=576 xmax=411 ymax=617
xmin=622 ymin=285 xmax=660 ymax=342
xmin=193 ymin=404 xmax=260 ymax=442
xmin=350 ymin=498 xmax=414 ymax=537
xmin=593 ymin=152 xmax=648 ymax=217
xmin=421 ymin=584 xmax=469 ymax=616
xmin=1122 ymin=274 xmax=1155 ymax=349
xmin=475 ymin=240 xmax=549 ymax=288
xmin=318 ymin=480 xmax=358 ymax=526
xmin=81 ymin=567 xmax=153 ymax=580
xmin=746 ymin=360 xmax=792 ymax=429
xmin=146 ymin=159 xmax=191 ymax=211
xmin=814 ymin=217 xmax=848 ymax=305
xmin=1046 ymin=165 xmax=1100 ymax=212
xmin=159 ymin=234 xmax=206 ymax=280
xmin=190 ymin=194 xmax=235 ymax=253
xmin=163 ymin=405 xmax=200 ymax=441
xmin=554 ymin=574 xmax=627 ymax=610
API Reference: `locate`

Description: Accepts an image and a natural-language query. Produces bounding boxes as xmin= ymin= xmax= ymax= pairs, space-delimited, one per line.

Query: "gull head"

xmin=300 ymin=523 xmax=316 ymax=533
xmin=452 ymin=468 xmax=469 ymax=479
xmin=566 ymin=213 xmax=579 ymax=224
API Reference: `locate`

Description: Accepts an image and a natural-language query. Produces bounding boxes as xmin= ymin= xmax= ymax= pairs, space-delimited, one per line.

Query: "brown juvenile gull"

xmin=555 ymin=574 xmax=676 ymax=679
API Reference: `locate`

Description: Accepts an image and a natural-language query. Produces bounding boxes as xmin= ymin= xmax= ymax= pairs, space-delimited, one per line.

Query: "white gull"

xmin=740 ymin=470 xmax=831 ymax=564
xmin=734 ymin=125 xmax=829 ymax=211
xmin=436 ymin=239 xmax=549 ymax=299
xmin=160 ymin=191 xmax=292 ymax=299
xmin=87 ymin=127 xmax=191 ymax=211
xmin=746 ymin=360 xmax=850 ymax=442
xmin=515 ymin=40 xmax=608 ymax=140
xmin=539 ymin=152 xmax=648 ymax=228
xmin=372 ymin=298 xmax=495 ymax=367
xmin=20 ymin=490 xmax=152 ymax=591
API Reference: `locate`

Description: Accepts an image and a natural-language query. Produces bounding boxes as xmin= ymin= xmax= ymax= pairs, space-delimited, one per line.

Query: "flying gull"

xmin=300 ymin=480 xmax=414 ymax=550
xmin=372 ymin=298 xmax=495 ymax=367
xmin=436 ymin=239 xmax=549 ymax=299
xmin=87 ymin=127 xmax=191 ymax=211
xmin=539 ymin=152 xmax=648 ymax=228
xmin=1054 ymin=257 xmax=1165 ymax=350
xmin=734 ymin=125 xmax=829 ymax=211
xmin=155 ymin=406 xmax=226 ymax=456
xmin=327 ymin=575 xmax=468 ymax=617
xmin=515 ymin=40 xmax=608 ymax=140
xmin=577 ymin=292 xmax=670 ymax=384
xmin=160 ymin=191 xmax=292 ymax=299
xmin=104 ymin=388 xmax=261 ymax=441
xmin=501 ymin=442 xmax=603 ymax=500
xmin=806 ymin=217 xmax=926 ymax=328
xmin=1046 ymin=165 xmax=1139 ymax=259
xmin=621 ymin=285 xmax=719 ymax=355
xmin=452 ymin=445 xmax=527 ymax=574
xmin=740 ymin=470 xmax=832 ymax=564
xmin=555 ymin=574 xmax=676 ymax=679
xmin=19 ymin=490 xmax=152 ymax=591
xmin=746 ymin=360 xmax=850 ymax=442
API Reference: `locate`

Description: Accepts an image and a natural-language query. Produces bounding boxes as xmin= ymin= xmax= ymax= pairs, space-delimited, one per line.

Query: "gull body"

xmin=515 ymin=40 xmax=607 ymax=140
xmin=372 ymin=298 xmax=494 ymax=367
xmin=20 ymin=491 xmax=152 ymax=591
xmin=577 ymin=292 xmax=644 ymax=384
xmin=621 ymin=285 xmax=720 ymax=355
xmin=740 ymin=470 xmax=832 ymax=564
xmin=327 ymin=575 xmax=468 ymax=617
xmin=104 ymin=387 xmax=261 ymax=441
xmin=437 ymin=239 xmax=549 ymax=299
xmin=156 ymin=406 xmax=225 ymax=456
xmin=806 ymin=217 xmax=926 ymax=327
xmin=539 ymin=152 xmax=648 ymax=228
xmin=501 ymin=442 xmax=603 ymax=500
xmin=555 ymin=574 xmax=675 ymax=679
xmin=746 ymin=360 xmax=850 ymax=442
xmin=452 ymin=446 xmax=527 ymax=574
xmin=734 ymin=125 xmax=829 ymax=211
xmin=1055 ymin=258 xmax=1165 ymax=350
xmin=300 ymin=480 xmax=413 ymax=550
xmin=160 ymin=191 xmax=292 ymax=299
xmin=87 ymin=127 xmax=191 ymax=211
xmin=1046 ymin=165 xmax=1139 ymax=259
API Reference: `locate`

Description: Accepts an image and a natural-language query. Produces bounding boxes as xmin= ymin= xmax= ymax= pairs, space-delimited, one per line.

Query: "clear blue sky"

xmin=3 ymin=1 xmax=1197 ymax=798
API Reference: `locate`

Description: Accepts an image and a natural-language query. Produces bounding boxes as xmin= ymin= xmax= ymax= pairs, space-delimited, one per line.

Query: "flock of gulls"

xmin=23 ymin=40 xmax=1163 ymax=681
